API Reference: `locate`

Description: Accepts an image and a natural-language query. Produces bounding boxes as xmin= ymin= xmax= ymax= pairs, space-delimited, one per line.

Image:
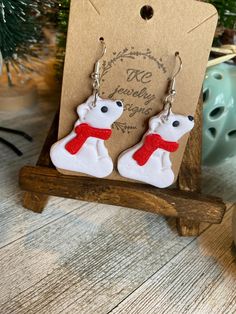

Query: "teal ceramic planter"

xmin=203 ymin=62 xmax=236 ymax=166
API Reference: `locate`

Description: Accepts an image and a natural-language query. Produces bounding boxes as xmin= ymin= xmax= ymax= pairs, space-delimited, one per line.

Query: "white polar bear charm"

xmin=50 ymin=95 xmax=123 ymax=178
xmin=118 ymin=109 xmax=194 ymax=188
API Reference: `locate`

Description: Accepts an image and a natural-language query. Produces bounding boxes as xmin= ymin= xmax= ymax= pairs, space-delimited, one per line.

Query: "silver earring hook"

xmin=98 ymin=38 xmax=107 ymax=62
xmin=93 ymin=38 xmax=106 ymax=74
xmin=172 ymin=52 xmax=182 ymax=81
xmin=91 ymin=38 xmax=107 ymax=107
xmin=162 ymin=52 xmax=183 ymax=121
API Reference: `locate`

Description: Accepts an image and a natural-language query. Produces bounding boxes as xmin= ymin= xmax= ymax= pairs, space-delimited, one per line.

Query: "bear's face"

xmin=77 ymin=96 xmax=123 ymax=129
xmin=149 ymin=110 xmax=194 ymax=142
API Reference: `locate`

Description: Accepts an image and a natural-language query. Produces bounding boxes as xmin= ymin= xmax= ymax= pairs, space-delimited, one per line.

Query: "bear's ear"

xmin=85 ymin=94 xmax=97 ymax=107
xmin=77 ymin=103 xmax=91 ymax=121
xmin=95 ymin=95 xmax=102 ymax=101
xmin=158 ymin=109 xmax=173 ymax=123
xmin=149 ymin=116 xmax=161 ymax=132
xmin=158 ymin=108 xmax=171 ymax=118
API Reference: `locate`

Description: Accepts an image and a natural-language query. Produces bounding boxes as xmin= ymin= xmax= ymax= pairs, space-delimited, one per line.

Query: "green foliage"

xmin=207 ymin=0 xmax=236 ymax=29
xmin=0 ymin=0 xmax=56 ymax=86
xmin=0 ymin=1 xmax=38 ymax=60
xmin=0 ymin=1 xmax=55 ymax=60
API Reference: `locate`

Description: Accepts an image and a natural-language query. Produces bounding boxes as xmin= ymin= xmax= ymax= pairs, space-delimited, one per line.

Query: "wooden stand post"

xmin=177 ymin=96 xmax=203 ymax=236
xmin=19 ymin=97 xmax=226 ymax=237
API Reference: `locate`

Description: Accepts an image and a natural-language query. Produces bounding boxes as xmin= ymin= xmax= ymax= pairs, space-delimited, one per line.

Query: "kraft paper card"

xmin=58 ymin=0 xmax=217 ymax=182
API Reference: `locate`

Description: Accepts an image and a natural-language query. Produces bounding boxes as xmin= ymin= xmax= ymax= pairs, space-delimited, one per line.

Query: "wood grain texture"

xmin=177 ymin=95 xmax=203 ymax=235
xmin=22 ymin=112 xmax=59 ymax=213
xmin=22 ymin=191 xmax=49 ymax=213
xmin=19 ymin=165 xmax=226 ymax=224
xmin=177 ymin=217 xmax=200 ymax=236
xmin=202 ymin=159 xmax=236 ymax=204
xmin=178 ymin=95 xmax=202 ymax=193
xmin=0 ymin=201 xmax=214 ymax=314
xmin=110 ymin=208 xmax=236 ymax=314
xmin=37 ymin=111 xmax=59 ymax=168
xmin=0 ymin=111 xmax=97 ymax=248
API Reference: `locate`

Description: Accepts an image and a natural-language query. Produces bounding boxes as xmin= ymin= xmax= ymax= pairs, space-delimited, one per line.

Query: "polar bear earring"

xmin=50 ymin=38 xmax=124 ymax=178
xmin=117 ymin=52 xmax=195 ymax=188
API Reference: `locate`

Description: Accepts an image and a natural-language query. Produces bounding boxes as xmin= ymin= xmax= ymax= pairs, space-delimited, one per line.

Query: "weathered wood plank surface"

xmin=0 ymin=101 xmax=72 ymax=248
xmin=110 ymin=208 xmax=236 ymax=314
xmin=202 ymin=161 xmax=236 ymax=203
xmin=0 ymin=198 xmax=208 ymax=313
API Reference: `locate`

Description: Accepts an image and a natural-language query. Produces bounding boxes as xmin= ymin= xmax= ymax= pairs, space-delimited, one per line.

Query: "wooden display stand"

xmin=19 ymin=97 xmax=226 ymax=237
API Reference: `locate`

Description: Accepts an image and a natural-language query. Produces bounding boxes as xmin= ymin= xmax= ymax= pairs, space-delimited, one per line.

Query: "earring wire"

xmin=163 ymin=52 xmax=183 ymax=121
xmin=91 ymin=38 xmax=106 ymax=107
xmin=172 ymin=52 xmax=182 ymax=81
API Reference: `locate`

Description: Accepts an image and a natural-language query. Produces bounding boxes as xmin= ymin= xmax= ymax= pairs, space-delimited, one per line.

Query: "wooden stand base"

xmin=19 ymin=101 xmax=226 ymax=236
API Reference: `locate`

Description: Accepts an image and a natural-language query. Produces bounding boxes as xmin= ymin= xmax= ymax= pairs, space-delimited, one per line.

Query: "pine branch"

xmin=0 ymin=0 xmax=57 ymax=85
xmin=207 ymin=0 xmax=236 ymax=29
